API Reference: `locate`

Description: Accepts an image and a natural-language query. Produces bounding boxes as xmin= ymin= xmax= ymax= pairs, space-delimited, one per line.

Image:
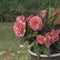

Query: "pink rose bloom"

xmin=16 ymin=15 xmax=26 ymax=27
xmin=45 ymin=32 xmax=51 ymax=41
xmin=29 ymin=16 xmax=43 ymax=31
xmin=13 ymin=22 xmax=26 ymax=37
xmin=37 ymin=34 xmax=51 ymax=48
xmin=26 ymin=15 xmax=34 ymax=22
xmin=40 ymin=9 xmax=47 ymax=19
xmin=51 ymin=10 xmax=59 ymax=18
xmin=51 ymin=30 xmax=59 ymax=43
xmin=16 ymin=15 xmax=26 ymax=23
xmin=37 ymin=35 xmax=46 ymax=44
xmin=45 ymin=32 xmax=52 ymax=48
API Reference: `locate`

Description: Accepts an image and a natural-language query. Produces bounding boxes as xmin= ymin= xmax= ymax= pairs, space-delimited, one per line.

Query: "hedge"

xmin=0 ymin=0 xmax=60 ymax=22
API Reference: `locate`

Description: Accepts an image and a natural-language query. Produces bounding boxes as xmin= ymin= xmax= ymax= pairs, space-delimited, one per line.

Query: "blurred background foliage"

xmin=0 ymin=0 xmax=60 ymax=22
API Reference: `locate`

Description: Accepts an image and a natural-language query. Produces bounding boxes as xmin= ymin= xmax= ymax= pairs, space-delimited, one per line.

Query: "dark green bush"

xmin=0 ymin=0 xmax=26 ymax=22
xmin=0 ymin=0 xmax=60 ymax=22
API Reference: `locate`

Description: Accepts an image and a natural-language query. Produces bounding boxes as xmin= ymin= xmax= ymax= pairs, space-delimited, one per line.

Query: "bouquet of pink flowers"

xmin=13 ymin=7 xmax=60 ymax=56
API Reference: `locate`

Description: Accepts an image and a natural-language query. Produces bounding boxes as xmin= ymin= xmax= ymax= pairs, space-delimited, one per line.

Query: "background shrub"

xmin=0 ymin=0 xmax=60 ymax=22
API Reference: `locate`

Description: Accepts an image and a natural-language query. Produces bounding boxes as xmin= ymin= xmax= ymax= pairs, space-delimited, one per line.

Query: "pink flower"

xmin=16 ymin=15 xmax=26 ymax=24
xmin=45 ymin=32 xmax=52 ymax=48
xmin=37 ymin=35 xmax=46 ymax=44
xmin=29 ymin=16 xmax=43 ymax=31
xmin=16 ymin=15 xmax=26 ymax=28
xmin=26 ymin=15 xmax=34 ymax=22
xmin=37 ymin=30 xmax=59 ymax=48
xmin=51 ymin=30 xmax=59 ymax=43
xmin=37 ymin=34 xmax=51 ymax=48
xmin=51 ymin=10 xmax=59 ymax=18
xmin=40 ymin=9 xmax=47 ymax=19
xmin=45 ymin=32 xmax=51 ymax=41
xmin=13 ymin=22 xmax=26 ymax=37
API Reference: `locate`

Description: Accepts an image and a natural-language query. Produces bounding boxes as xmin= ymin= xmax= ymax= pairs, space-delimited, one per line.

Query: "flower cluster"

xmin=37 ymin=30 xmax=59 ymax=48
xmin=13 ymin=16 xmax=26 ymax=37
xmin=13 ymin=8 xmax=60 ymax=49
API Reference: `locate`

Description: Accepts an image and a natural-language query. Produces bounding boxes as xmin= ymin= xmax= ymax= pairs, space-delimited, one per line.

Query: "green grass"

xmin=0 ymin=22 xmax=20 ymax=51
xmin=0 ymin=22 xmax=20 ymax=60
xmin=0 ymin=22 xmax=31 ymax=60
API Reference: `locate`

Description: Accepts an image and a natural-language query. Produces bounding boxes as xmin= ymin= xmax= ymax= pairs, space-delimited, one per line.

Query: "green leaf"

xmin=33 ymin=41 xmax=41 ymax=60
xmin=52 ymin=13 xmax=60 ymax=25
xmin=20 ymin=37 xmax=25 ymax=44
xmin=55 ymin=25 xmax=60 ymax=29
xmin=46 ymin=7 xmax=56 ymax=25
xmin=19 ymin=41 xmax=31 ymax=60
xmin=42 ymin=46 xmax=50 ymax=56
xmin=55 ymin=41 xmax=60 ymax=51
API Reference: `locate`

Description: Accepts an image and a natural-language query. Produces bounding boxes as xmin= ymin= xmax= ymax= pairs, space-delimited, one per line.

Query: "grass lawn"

xmin=0 ymin=22 xmax=20 ymax=51
xmin=0 ymin=22 xmax=20 ymax=60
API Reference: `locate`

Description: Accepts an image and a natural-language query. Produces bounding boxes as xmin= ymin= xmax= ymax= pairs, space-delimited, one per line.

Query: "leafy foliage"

xmin=33 ymin=41 xmax=50 ymax=59
xmin=0 ymin=0 xmax=60 ymax=22
xmin=18 ymin=42 xmax=31 ymax=60
xmin=33 ymin=41 xmax=41 ymax=59
xmin=42 ymin=46 xmax=50 ymax=56
xmin=45 ymin=7 xmax=60 ymax=26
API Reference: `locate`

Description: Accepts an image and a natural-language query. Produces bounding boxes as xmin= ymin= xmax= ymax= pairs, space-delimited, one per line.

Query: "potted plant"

xmin=13 ymin=7 xmax=60 ymax=60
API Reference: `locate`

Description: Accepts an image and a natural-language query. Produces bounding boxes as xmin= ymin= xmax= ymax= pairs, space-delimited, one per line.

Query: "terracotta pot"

xmin=28 ymin=48 xmax=60 ymax=60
